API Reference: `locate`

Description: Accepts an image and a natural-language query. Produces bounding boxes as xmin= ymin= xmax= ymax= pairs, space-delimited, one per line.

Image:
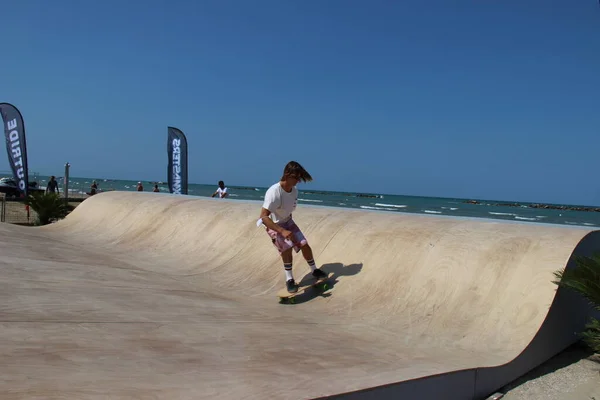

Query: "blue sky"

xmin=1 ymin=0 xmax=599 ymax=205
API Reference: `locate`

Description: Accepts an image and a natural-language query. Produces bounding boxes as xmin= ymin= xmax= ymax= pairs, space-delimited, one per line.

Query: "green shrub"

xmin=553 ymin=253 xmax=600 ymax=353
xmin=24 ymin=192 xmax=69 ymax=226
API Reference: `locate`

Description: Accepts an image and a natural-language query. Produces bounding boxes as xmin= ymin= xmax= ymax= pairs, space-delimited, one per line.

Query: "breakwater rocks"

xmin=464 ymin=199 xmax=600 ymax=213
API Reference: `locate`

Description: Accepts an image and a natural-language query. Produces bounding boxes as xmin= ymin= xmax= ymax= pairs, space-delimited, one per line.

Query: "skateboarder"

xmin=259 ymin=161 xmax=327 ymax=293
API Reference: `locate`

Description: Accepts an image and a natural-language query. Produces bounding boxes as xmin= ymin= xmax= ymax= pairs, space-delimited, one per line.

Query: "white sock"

xmin=307 ymin=258 xmax=317 ymax=272
xmin=284 ymin=263 xmax=293 ymax=281
xmin=285 ymin=269 xmax=294 ymax=281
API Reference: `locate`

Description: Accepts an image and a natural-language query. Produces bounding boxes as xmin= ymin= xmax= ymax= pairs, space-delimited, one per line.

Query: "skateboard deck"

xmin=277 ymin=273 xmax=333 ymax=303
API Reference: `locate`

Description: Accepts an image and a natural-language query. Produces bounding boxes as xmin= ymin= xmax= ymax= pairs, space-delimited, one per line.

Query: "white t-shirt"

xmin=216 ymin=187 xmax=227 ymax=197
xmin=262 ymin=182 xmax=298 ymax=224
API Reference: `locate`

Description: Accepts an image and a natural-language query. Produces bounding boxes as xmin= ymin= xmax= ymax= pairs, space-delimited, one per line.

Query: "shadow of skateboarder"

xmin=280 ymin=262 xmax=363 ymax=305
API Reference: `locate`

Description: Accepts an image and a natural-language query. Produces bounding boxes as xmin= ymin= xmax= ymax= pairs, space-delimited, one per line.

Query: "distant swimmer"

xmin=211 ymin=181 xmax=228 ymax=198
xmin=137 ymin=182 xmax=143 ymax=191
xmin=153 ymin=184 xmax=159 ymax=192
xmin=258 ymin=161 xmax=327 ymax=293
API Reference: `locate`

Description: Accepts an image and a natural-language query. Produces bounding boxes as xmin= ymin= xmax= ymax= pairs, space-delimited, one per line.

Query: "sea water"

xmin=30 ymin=174 xmax=600 ymax=228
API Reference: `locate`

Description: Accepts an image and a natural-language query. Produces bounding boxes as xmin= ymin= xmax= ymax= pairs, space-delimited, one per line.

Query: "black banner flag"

xmin=0 ymin=103 xmax=29 ymax=197
xmin=167 ymin=126 xmax=188 ymax=195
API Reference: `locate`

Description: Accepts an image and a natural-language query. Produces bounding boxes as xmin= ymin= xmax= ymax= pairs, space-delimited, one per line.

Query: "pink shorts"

xmin=266 ymin=218 xmax=308 ymax=254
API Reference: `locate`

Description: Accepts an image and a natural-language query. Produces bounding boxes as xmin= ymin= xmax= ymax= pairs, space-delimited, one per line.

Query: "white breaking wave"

xmin=515 ymin=216 xmax=537 ymax=221
xmin=424 ymin=210 xmax=442 ymax=214
xmin=489 ymin=212 xmax=516 ymax=216
xmin=375 ymin=203 xmax=407 ymax=208
xmin=441 ymin=207 xmax=458 ymax=211
xmin=360 ymin=205 xmax=398 ymax=212
xmin=299 ymin=198 xmax=323 ymax=203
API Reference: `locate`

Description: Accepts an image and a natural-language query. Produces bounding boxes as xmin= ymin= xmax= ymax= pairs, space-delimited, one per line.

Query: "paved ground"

xmin=499 ymin=342 xmax=600 ymax=400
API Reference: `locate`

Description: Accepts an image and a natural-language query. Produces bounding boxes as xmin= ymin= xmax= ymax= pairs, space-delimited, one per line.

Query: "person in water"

xmin=258 ymin=161 xmax=327 ymax=293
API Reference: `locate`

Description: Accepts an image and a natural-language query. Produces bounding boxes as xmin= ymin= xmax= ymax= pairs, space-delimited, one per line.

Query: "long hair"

xmin=281 ymin=161 xmax=313 ymax=182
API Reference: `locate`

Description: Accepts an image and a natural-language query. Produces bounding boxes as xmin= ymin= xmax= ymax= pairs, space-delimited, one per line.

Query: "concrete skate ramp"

xmin=1 ymin=191 xmax=599 ymax=399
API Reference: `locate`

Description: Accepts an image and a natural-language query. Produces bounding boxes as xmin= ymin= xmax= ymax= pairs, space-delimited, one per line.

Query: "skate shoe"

xmin=286 ymin=279 xmax=299 ymax=293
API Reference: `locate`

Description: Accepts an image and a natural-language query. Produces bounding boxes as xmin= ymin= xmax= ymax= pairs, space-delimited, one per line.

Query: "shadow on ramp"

xmin=319 ymin=262 xmax=363 ymax=282
xmin=280 ymin=263 xmax=363 ymax=305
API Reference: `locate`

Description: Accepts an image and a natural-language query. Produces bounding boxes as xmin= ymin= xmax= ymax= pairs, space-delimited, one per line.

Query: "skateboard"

xmin=277 ymin=273 xmax=333 ymax=304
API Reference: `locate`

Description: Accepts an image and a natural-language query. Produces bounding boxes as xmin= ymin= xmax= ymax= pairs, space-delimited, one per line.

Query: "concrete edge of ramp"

xmin=317 ymin=230 xmax=600 ymax=400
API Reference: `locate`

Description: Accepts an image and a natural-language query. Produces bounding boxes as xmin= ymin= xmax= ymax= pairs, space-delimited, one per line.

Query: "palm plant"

xmin=24 ymin=192 xmax=69 ymax=226
xmin=553 ymin=253 xmax=600 ymax=353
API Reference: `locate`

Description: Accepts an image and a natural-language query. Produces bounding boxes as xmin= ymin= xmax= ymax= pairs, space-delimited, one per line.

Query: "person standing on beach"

xmin=211 ymin=181 xmax=228 ymax=198
xmin=89 ymin=181 xmax=98 ymax=196
xmin=45 ymin=176 xmax=59 ymax=194
xmin=259 ymin=161 xmax=327 ymax=293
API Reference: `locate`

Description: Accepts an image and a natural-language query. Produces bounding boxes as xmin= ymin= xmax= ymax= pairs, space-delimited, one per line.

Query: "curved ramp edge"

xmin=319 ymin=230 xmax=600 ymax=400
xmin=5 ymin=190 xmax=600 ymax=399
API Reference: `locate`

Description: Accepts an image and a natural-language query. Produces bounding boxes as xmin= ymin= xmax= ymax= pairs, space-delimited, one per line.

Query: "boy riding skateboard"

xmin=259 ymin=161 xmax=327 ymax=293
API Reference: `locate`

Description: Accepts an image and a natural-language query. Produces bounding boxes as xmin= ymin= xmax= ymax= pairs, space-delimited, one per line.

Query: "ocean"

xmin=30 ymin=174 xmax=600 ymax=229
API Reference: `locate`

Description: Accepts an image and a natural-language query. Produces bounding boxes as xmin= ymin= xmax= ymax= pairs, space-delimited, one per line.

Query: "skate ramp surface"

xmin=1 ymin=191 xmax=598 ymax=399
